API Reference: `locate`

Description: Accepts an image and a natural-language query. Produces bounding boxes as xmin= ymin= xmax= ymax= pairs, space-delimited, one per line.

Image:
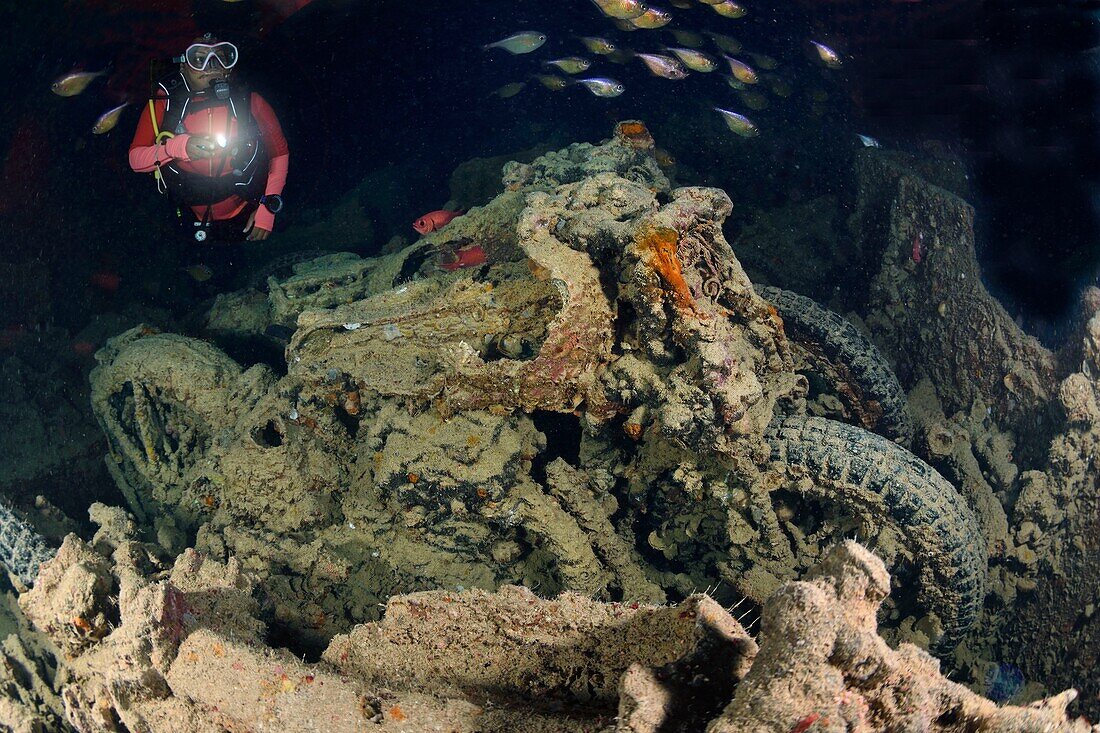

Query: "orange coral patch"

xmin=637 ymin=225 xmax=703 ymax=316
xmin=615 ymin=120 xmax=654 ymax=149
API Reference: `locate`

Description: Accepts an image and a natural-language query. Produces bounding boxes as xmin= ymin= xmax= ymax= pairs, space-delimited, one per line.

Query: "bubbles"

xmin=985 ymin=662 xmax=1025 ymax=703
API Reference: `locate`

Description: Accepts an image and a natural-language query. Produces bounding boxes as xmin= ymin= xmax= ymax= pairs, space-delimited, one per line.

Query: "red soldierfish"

xmin=440 ymin=244 xmax=487 ymax=271
xmin=911 ymin=231 xmax=924 ymax=263
xmin=790 ymin=713 xmax=821 ymax=733
xmin=413 ymin=209 xmax=464 ymax=235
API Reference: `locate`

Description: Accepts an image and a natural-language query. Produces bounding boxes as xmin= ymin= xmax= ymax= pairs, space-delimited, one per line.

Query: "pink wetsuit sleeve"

xmin=128 ymin=135 xmax=192 ymax=172
xmin=251 ymin=93 xmax=290 ymax=232
xmin=128 ymin=99 xmax=191 ymax=172
xmin=253 ymin=153 xmax=288 ymax=231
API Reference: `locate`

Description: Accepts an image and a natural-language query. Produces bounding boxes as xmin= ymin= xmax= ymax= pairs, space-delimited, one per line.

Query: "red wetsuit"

xmin=129 ymin=85 xmax=289 ymax=234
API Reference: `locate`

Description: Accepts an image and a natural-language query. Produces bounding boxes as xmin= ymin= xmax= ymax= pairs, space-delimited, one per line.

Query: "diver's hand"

xmin=243 ymin=209 xmax=272 ymax=241
xmin=185 ymin=134 xmax=218 ymax=160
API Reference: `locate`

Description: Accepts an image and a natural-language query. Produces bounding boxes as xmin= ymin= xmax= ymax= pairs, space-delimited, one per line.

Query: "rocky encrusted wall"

xmin=857 ymin=151 xmax=1100 ymax=717
xmin=860 ymin=154 xmax=1059 ymax=444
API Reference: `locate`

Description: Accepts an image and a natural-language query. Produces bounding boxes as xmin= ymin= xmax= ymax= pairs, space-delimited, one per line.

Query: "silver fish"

xmin=704 ymin=31 xmax=742 ymax=54
xmin=711 ymin=0 xmax=746 ymax=18
xmin=629 ymin=7 xmax=672 ymax=29
xmin=666 ymin=47 xmax=717 ymax=72
xmin=51 ymin=69 xmax=106 ymax=97
xmin=590 ymin=0 xmax=647 ymax=19
xmin=532 ymin=74 xmax=570 ymax=90
xmin=723 ymin=55 xmax=758 ymax=84
xmin=489 ymin=82 xmax=527 ymax=98
xmin=574 ymin=77 xmax=626 ymax=97
xmin=668 ymin=29 xmax=705 ymax=47
xmin=714 ymin=107 xmax=758 ymax=137
xmin=737 ymin=90 xmax=769 ymax=111
xmin=748 ymin=53 xmax=778 ymax=70
xmin=764 ymin=74 xmax=793 ymax=97
xmin=578 ymin=36 xmax=617 ymax=54
xmin=91 ymin=102 xmax=129 ymax=135
xmin=811 ymin=40 xmax=843 ymax=68
xmin=483 ymin=31 xmax=548 ymax=54
xmin=635 ymin=53 xmax=688 ymax=79
xmin=546 ymin=57 xmax=593 ymax=74
xmin=857 ymin=134 xmax=881 ymax=148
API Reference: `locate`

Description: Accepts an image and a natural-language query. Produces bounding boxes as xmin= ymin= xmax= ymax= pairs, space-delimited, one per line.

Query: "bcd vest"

xmin=153 ymin=72 xmax=268 ymax=206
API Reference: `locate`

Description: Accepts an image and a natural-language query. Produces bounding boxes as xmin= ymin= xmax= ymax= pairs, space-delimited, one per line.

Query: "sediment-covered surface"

xmin=9 ymin=530 xmax=1095 ymax=732
xmin=80 ymin=122 xmax=987 ymax=657
xmin=1 ymin=124 xmax=1097 ymax=729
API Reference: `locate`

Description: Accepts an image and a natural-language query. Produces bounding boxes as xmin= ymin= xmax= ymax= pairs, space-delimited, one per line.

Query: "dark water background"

xmin=0 ymin=0 xmax=1097 ymax=339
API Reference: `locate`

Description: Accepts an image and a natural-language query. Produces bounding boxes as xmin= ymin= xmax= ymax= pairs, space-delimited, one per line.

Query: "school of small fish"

xmin=482 ymin=0 xmax=848 ymax=142
xmin=51 ymin=2 xmax=851 ymax=145
xmin=50 ymin=68 xmax=135 ymax=135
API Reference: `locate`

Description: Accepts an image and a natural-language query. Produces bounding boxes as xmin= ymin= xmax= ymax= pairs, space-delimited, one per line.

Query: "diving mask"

xmin=181 ymin=42 xmax=238 ymax=72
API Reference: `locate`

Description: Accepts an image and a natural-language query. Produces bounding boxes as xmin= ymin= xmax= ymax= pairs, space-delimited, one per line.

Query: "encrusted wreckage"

xmin=85 ymin=122 xmax=987 ymax=663
xmin=15 ymin=522 xmax=1094 ymax=732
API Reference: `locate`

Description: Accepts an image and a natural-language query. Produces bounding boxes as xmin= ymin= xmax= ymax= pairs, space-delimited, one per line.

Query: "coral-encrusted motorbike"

xmin=90 ymin=123 xmax=985 ymax=654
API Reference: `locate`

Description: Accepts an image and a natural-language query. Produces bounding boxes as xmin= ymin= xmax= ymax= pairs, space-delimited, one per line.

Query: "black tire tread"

xmin=757 ymin=285 xmax=914 ymax=446
xmin=765 ymin=414 xmax=986 ymax=652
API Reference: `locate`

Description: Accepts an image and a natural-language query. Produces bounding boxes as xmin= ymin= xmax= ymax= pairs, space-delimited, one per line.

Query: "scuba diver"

xmin=128 ymin=34 xmax=289 ymax=274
